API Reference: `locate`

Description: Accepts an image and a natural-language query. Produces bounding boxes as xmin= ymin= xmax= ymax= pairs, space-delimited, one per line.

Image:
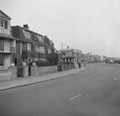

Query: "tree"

xmin=47 ymin=52 xmax=58 ymax=65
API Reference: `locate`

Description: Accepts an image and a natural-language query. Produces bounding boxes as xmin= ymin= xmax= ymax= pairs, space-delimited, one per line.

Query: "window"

xmin=5 ymin=20 xmax=8 ymax=29
xmin=0 ymin=19 xmax=4 ymax=28
xmin=48 ymin=48 xmax=52 ymax=54
xmin=0 ymin=38 xmax=4 ymax=51
xmin=65 ymin=52 xmax=73 ymax=57
xmin=0 ymin=54 xmax=4 ymax=66
xmin=39 ymin=46 xmax=45 ymax=53
xmin=37 ymin=35 xmax=44 ymax=43
xmin=27 ymin=43 xmax=31 ymax=51
xmin=23 ymin=30 xmax=31 ymax=39
xmin=0 ymin=19 xmax=8 ymax=29
xmin=39 ymin=58 xmax=46 ymax=61
xmin=34 ymin=45 xmax=39 ymax=52
xmin=22 ymin=43 xmax=27 ymax=51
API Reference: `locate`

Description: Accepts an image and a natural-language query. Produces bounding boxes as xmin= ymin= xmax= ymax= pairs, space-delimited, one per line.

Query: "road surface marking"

xmin=69 ymin=94 xmax=82 ymax=100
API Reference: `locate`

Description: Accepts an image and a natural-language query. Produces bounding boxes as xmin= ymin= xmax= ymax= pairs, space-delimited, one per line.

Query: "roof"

xmin=24 ymin=28 xmax=43 ymax=37
xmin=58 ymin=49 xmax=82 ymax=53
xmin=12 ymin=26 xmax=55 ymax=49
xmin=12 ymin=26 xmax=33 ymax=43
xmin=0 ymin=10 xmax=11 ymax=20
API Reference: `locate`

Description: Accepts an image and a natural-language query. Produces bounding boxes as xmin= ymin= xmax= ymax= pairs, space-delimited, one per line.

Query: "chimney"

xmin=23 ymin=24 xmax=29 ymax=30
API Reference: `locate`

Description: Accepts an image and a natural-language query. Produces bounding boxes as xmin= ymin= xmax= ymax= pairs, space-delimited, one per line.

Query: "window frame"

xmin=0 ymin=19 xmax=8 ymax=29
xmin=0 ymin=38 xmax=4 ymax=51
xmin=4 ymin=20 xmax=8 ymax=29
xmin=0 ymin=54 xmax=4 ymax=66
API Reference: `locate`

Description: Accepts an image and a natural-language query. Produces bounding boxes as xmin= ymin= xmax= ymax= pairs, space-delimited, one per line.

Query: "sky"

xmin=1 ymin=0 xmax=120 ymax=57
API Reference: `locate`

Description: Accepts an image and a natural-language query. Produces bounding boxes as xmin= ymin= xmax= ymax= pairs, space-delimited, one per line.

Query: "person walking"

xmin=78 ymin=62 xmax=81 ymax=69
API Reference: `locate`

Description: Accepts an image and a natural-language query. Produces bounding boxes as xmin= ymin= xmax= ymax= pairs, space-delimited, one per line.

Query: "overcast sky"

xmin=1 ymin=0 xmax=120 ymax=57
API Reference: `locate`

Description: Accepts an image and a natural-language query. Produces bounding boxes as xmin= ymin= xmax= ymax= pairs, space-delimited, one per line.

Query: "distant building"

xmin=84 ymin=53 xmax=103 ymax=63
xmin=58 ymin=48 xmax=82 ymax=68
xmin=0 ymin=10 xmax=16 ymax=68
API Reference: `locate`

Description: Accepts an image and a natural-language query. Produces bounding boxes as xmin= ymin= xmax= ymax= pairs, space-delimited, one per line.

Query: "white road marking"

xmin=69 ymin=94 xmax=82 ymax=100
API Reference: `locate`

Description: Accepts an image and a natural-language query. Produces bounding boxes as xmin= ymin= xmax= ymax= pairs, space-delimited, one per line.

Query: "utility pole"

xmin=62 ymin=42 xmax=63 ymax=50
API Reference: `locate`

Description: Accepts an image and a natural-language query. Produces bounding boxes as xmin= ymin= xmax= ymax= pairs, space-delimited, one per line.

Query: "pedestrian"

xmin=78 ymin=62 xmax=81 ymax=69
xmin=84 ymin=61 xmax=86 ymax=67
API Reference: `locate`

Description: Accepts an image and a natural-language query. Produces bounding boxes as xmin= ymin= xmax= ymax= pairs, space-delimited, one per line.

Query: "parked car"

xmin=105 ymin=59 xmax=113 ymax=64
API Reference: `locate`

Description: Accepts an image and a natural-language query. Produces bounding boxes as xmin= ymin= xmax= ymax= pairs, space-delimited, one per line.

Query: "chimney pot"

xmin=23 ymin=24 xmax=29 ymax=30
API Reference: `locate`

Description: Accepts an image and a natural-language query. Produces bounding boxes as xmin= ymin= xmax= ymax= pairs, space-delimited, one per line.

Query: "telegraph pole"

xmin=62 ymin=42 xmax=63 ymax=50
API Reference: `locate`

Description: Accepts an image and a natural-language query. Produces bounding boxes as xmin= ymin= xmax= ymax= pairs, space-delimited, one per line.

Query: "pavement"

xmin=0 ymin=67 xmax=87 ymax=91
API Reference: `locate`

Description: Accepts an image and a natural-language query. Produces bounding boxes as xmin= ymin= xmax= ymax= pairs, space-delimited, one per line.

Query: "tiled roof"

xmin=12 ymin=25 xmax=55 ymax=50
xmin=12 ymin=26 xmax=32 ymax=43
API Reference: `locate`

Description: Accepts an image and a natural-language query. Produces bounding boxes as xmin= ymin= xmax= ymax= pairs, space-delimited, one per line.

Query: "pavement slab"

xmin=0 ymin=67 xmax=87 ymax=91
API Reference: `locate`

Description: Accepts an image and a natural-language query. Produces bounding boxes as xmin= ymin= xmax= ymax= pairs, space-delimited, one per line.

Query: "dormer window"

xmin=0 ymin=19 xmax=8 ymax=29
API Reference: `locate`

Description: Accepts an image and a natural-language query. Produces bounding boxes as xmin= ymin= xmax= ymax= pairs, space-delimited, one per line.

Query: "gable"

xmin=0 ymin=10 xmax=11 ymax=20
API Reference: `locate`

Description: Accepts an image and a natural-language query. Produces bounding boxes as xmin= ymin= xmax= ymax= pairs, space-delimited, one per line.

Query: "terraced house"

xmin=12 ymin=24 xmax=55 ymax=76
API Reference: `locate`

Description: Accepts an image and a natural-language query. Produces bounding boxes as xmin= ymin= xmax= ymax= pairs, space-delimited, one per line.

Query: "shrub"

xmin=47 ymin=52 xmax=58 ymax=65
xmin=31 ymin=60 xmax=53 ymax=67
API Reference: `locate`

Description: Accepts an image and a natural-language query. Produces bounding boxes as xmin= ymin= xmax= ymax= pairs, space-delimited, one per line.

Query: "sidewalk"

xmin=0 ymin=67 xmax=87 ymax=91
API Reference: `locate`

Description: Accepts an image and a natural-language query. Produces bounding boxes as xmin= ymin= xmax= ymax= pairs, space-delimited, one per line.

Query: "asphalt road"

xmin=0 ymin=63 xmax=120 ymax=116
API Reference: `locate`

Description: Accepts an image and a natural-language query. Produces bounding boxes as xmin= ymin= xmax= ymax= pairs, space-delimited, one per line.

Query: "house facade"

xmin=58 ymin=48 xmax=82 ymax=68
xmin=0 ymin=10 xmax=16 ymax=69
xmin=84 ymin=53 xmax=102 ymax=63
xmin=12 ymin=25 xmax=55 ymax=68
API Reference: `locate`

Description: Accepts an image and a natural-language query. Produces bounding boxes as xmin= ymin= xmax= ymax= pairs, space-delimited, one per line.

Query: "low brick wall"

xmin=30 ymin=65 xmax=57 ymax=76
xmin=0 ymin=67 xmax=17 ymax=81
xmin=23 ymin=66 xmax=28 ymax=77
xmin=31 ymin=66 xmax=39 ymax=76
xmin=17 ymin=66 xmax=28 ymax=78
xmin=9 ymin=67 xmax=17 ymax=79
xmin=38 ymin=66 xmax=57 ymax=75
xmin=57 ymin=64 xmax=74 ymax=71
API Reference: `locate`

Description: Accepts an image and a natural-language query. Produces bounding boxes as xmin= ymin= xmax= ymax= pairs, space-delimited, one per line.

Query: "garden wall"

xmin=30 ymin=65 xmax=57 ymax=76
xmin=0 ymin=67 xmax=17 ymax=81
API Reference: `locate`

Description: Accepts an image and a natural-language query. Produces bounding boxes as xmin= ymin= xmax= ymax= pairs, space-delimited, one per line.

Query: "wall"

xmin=11 ymin=39 xmax=16 ymax=47
xmin=38 ymin=66 xmax=57 ymax=75
xmin=0 ymin=67 xmax=17 ymax=81
xmin=9 ymin=67 xmax=17 ymax=79
xmin=4 ymin=54 xmax=11 ymax=68
xmin=4 ymin=40 xmax=10 ymax=52
xmin=30 ymin=66 xmax=39 ymax=76
xmin=30 ymin=65 xmax=57 ymax=76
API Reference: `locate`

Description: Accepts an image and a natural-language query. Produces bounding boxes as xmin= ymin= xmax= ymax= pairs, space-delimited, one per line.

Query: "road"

xmin=0 ymin=63 xmax=120 ymax=116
